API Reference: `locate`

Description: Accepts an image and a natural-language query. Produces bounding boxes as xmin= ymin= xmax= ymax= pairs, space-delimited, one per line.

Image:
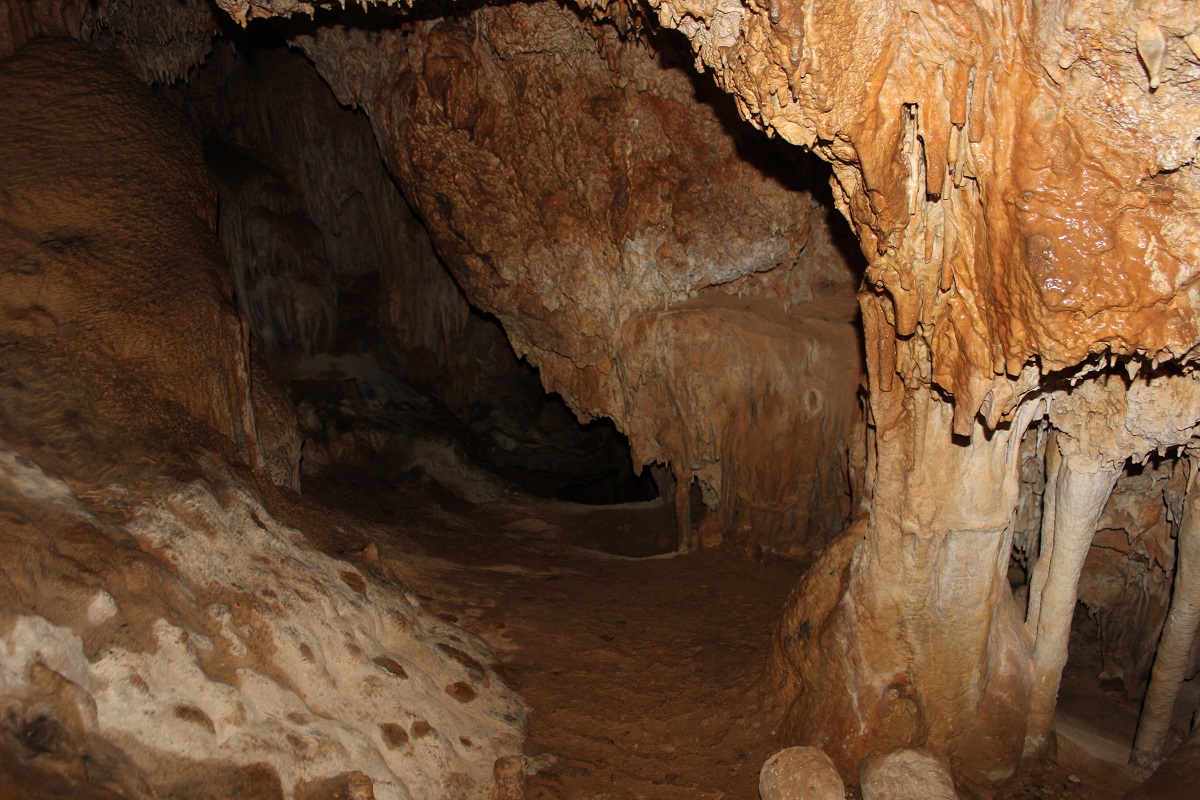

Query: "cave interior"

xmin=2 ymin=0 xmax=1200 ymax=798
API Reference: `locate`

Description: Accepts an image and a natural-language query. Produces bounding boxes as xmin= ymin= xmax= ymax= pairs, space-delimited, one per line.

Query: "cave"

xmin=2 ymin=1 xmax=1200 ymax=799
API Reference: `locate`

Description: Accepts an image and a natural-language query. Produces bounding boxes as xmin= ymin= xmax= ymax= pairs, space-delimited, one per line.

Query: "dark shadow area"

xmin=193 ymin=39 xmax=659 ymax=510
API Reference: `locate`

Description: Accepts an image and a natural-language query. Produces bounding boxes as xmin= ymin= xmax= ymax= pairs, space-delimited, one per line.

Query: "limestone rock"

xmin=759 ymin=746 xmax=846 ymax=800
xmin=0 ymin=36 xmax=524 ymax=798
xmin=0 ymin=450 xmax=525 ymax=799
xmin=859 ymin=748 xmax=958 ymax=800
xmin=0 ymin=35 xmax=293 ymax=488
xmin=289 ymin=2 xmax=865 ymax=552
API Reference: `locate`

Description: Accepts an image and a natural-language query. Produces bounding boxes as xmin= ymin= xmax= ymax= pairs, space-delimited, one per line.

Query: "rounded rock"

xmin=859 ymin=747 xmax=958 ymax=800
xmin=759 ymin=746 xmax=846 ymax=800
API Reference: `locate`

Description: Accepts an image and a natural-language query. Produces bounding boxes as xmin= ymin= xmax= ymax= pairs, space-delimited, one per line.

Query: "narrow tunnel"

xmin=2 ymin=1 xmax=1200 ymax=799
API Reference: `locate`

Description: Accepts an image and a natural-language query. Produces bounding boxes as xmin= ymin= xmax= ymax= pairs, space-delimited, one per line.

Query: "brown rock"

xmin=859 ymin=748 xmax=958 ymax=800
xmin=759 ymin=746 xmax=846 ymax=800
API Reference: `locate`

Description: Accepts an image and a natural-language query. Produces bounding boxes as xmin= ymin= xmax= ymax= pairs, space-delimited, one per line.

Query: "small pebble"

xmin=1068 ymin=775 xmax=1081 ymax=784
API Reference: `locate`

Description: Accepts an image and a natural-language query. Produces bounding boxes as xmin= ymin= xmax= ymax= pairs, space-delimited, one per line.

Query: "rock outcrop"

xmin=0 ymin=37 xmax=523 ymax=798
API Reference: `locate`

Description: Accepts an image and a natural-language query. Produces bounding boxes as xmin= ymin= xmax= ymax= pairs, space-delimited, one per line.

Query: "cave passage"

xmin=175 ymin=25 xmax=871 ymax=798
xmin=185 ymin=17 xmax=1161 ymax=798
xmin=2 ymin=0 xmax=1199 ymax=798
xmin=195 ymin=34 xmax=663 ymax=513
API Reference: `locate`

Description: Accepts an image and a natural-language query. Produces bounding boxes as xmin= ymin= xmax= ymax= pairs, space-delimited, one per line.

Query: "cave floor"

xmin=283 ymin=468 xmax=1147 ymax=800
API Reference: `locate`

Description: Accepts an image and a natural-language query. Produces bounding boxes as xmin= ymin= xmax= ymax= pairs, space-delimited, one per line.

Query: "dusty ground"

xmin=292 ymin=467 xmax=1151 ymax=800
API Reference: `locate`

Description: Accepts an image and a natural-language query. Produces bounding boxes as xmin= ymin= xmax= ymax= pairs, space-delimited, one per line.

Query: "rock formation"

xmin=5 ymin=0 xmax=1200 ymax=792
xmin=286 ymin=2 xmax=864 ymax=552
xmin=208 ymin=0 xmax=1200 ymax=783
xmin=186 ymin=39 xmax=664 ymax=504
xmin=0 ymin=37 xmax=523 ymax=798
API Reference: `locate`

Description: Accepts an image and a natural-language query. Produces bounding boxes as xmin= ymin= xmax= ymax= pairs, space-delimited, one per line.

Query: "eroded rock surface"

xmin=0 ymin=37 xmax=523 ymax=798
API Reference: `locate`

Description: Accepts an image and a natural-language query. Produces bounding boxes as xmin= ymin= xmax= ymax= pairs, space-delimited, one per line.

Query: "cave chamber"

xmin=2 ymin=0 xmax=1200 ymax=798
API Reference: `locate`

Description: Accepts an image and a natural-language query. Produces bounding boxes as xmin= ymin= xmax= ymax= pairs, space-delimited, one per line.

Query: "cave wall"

xmin=288 ymin=1 xmax=864 ymax=549
xmin=0 ymin=31 xmax=273 ymax=479
xmin=186 ymin=42 xmax=510 ymax=405
xmin=1074 ymin=457 xmax=1185 ymax=698
xmin=182 ymin=40 xmax=664 ymax=502
xmin=0 ymin=36 xmax=523 ymax=798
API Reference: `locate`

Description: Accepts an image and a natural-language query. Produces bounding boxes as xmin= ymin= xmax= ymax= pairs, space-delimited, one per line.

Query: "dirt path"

xmin=299 ymin=470 xmax=804 ymax=798
xmin=295 ymin=470 xmax=1148 ymax=800
xmin=443 ymin=548 xmax=803 ymax=799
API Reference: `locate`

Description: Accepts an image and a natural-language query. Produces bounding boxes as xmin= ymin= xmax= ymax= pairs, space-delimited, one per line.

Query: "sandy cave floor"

xmin=276 ymin=468 xmax=1151 ymax=800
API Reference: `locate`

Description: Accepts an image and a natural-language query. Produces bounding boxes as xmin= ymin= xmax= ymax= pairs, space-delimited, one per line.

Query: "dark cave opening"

xmin=192 ymin=39 xmax=664 ymax=515
xmin=186 ymin=11 xmax=866 ymax=540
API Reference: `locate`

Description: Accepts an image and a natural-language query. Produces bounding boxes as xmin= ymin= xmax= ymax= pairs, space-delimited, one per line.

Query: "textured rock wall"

xmin=616 ymin=296 xmax=862 ymax=553
xmin=0 ymin=37 xmax=523 ymax=798
xmin=184 ymin=42 xmax=662 ymax=502
xmin=0 ymin=0 xmax=218 ymax=79
xmin=290 ymin=2 xmax=864 ymax=549
xmin=20 ymin=0 xmax=866 ymax=547
xmin=0 ymin=35 xmax=272 ymax=475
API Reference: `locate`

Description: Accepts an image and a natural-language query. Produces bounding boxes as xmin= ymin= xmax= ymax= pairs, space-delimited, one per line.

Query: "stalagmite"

xmin=1131 ymin=456 xmax=1200 ymax=769
xmin=1024 ymin=433 xmax=1062 ymax=636
xmin=1025 ymin=438 xmax=1120 ymax=757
